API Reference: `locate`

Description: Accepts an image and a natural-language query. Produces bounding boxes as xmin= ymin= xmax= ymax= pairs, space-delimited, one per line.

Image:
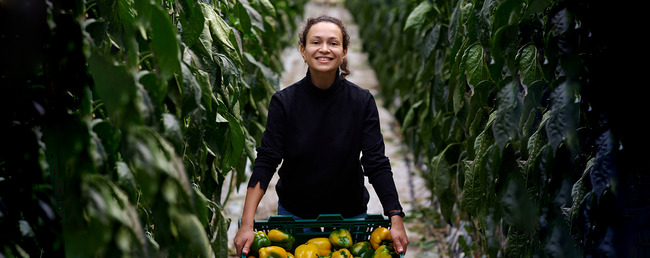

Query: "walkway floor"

xmin=224 ymin=1 xmax=438 ymax=257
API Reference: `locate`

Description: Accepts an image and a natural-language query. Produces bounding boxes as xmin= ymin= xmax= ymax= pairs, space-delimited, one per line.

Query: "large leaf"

xmin=500 ymin=172 xmax=536 ymax=232
xmin=545 ymin=80 xmax=579 ymax=153
xmin=244 ymin=52 xmax=279 ymax=91
xmin=233 ymin=1 xmax=252 ymax=35
xmin=149 ymin=4 xmax=180 ymax=82
xmin=448 ymin=0 xmax=464 ymax=46
xmin=492 ymin=79 xmax=520 ymax=151
xmin=88 ymin=53 xmax=141 ymax=128
xmin=173 ymin=212 xmax=212 ymax=257
xmin=422 ymin=25 xmax=441 ymax=61
xmin=176 ymin=0 xmax=205 ymax=48
xmin=464 ymin=43 xmax=490 ymax=87
xmin=589 ymin=129 xmax=616 ymax=202
xmin=216 ymin=100 xmax=245 ymax=173
xmin=200 ymin=3 xmax=242 ymax=66
xmin=258 ymin=0 xmax=276 ymax=17
xmin=404 ymin=1 xmax=432 ymax=31
xmin=517 ymin=44 xmax=544 ymax=87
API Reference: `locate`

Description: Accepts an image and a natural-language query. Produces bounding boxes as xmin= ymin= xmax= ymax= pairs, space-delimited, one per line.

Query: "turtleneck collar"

xmin=303 ymin=69 xmax=344 ymax=98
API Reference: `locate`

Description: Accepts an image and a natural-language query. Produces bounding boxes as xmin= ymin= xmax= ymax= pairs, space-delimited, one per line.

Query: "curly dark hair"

xmin=299 ymin=15 xmax=351 ymax=78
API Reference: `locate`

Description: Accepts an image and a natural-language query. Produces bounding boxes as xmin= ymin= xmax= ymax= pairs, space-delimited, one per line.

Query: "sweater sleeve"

xmin=248 ymin=93 xmax=286 ymax=191
xmin=360 ymin=94 xmax=403 ymax=216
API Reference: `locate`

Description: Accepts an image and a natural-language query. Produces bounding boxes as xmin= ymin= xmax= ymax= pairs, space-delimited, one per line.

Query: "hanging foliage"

xmin=0 ymin=0 xmax=307 ymax=256
xmin=346 ymin=0 xmax=649 ymax=256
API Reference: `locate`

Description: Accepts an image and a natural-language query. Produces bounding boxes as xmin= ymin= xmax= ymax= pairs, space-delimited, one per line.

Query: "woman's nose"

xmin=319 ymin=44 xmax=330 ymax=52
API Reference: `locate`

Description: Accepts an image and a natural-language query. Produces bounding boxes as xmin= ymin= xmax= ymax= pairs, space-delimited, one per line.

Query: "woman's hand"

xmin=233 ymin=225 xmax=255 ymax=257
xmin=235 ymin=183 xmax=266 ymax=256
xmin=390 ymin=215 xmax=409 ymax=254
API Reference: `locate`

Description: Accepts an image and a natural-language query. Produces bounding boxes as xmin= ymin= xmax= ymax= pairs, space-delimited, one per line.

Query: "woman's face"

xmin=300 ymin=21 xmax=347 ymax=76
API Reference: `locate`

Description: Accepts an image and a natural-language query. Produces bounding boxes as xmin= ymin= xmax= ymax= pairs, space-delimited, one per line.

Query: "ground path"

xmin=224 ymin=1 xmax=438 ymax=257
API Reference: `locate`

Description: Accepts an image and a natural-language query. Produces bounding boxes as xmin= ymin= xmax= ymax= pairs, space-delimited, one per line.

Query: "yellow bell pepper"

xmin=370 ymin=227 xmax=392 ymax=250
xmin=258 ymin=246 xmax=287 ymax=258
xmin=328 ymin=228 xmax=353 ymax=249
xmin=268 ymin=229 xmax=296 ymax=251
xmin=286 ymin=253 xmax=294 ymax=258
xmin=294 ymin=243 xmax=320 ymax=258
xmin=330 ymin=248 xmax=352 ymax=258
xmin=306 ymin=237 xmax=332 ymax=256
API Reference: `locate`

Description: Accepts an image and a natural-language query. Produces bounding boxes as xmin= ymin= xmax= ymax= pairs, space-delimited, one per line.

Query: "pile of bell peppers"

xmin=245 ymin=227 xmax=400 ymax=258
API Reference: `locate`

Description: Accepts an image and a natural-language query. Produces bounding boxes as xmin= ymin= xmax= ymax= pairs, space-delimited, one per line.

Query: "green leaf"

xmin=400 ymin=100 xmax=423 ymax=135
xmin=545 ymin=80 xmax=579 ymax=152
xmin=162 ymin=113 xmax=184 ymax=152
xmin=176 ymin=0 xmax=205 ymax=48
xmin=476 ymin=0 xmax=495 ymax=49
xmin=180 ymin=62 xmax=203 ymax=117
xmin=474 ymin=111 xmax=497 ymax=158
xmin=464 ymin=43 xmax=490 ymax=87
xmin=500 ymin=172 xmax=536 ymax=232
xmin=210 ymin=206 xmax=231 ymax=258
xmin=217 ymin=101 xmax=245 ymax=173
xmin=492 ymin=79 xmax=520 ymax=151
xmin=258 ymin=0 xmax=276 ymax=17
xmin=462 ymin=159 xmax=481 ymax=214
xmin=505 ymin=228 xmax=532 ymax=257
xmin=241 ymin=0 xmax=264 ymax=32
xmin=150 ymin=4 xmax=181 ymax=82
xmin=244 ymin=52 xmax=279 ymax=91
xmin=139 ymin=71 xmax=167 ymax=106
xmin=404 ymin=1 xmax=432 ymax=31
xmin=234 ymin=1 xmax=252 ymax=35
xmin=517 ymin=44 xmax=544 ymax=87
xmin=88 ymin=53 xmax=140 ymax=128
xmin=448 ymin=0 xmax=463 ymax=46
xmin=192 ymin=186 xmax=210 ymax=226
xmin=201 ymin=3 xmax=242 ymax=66
xmin=422 ymin=25 xmax=440 ymax=60
xmin=465 ymin=80 xmax=494 ymax=136
xmin=431 ymin=153 xmax=451 ymax=196
xmin=174 ymin=212 xmax=212 ymax=257
xmin=493 ymin=0 xmax=523 ymax=29
xmin=452 ymin=76 xmax=466 ymax=114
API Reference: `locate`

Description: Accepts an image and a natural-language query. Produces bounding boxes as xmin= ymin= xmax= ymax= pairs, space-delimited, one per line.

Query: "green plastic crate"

xmin=239 ymin=213 xmax=405 ymax=257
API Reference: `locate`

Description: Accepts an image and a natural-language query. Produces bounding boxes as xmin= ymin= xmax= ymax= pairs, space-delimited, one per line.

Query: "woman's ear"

xmin=300 ymin=45 xmax=306 ymax=62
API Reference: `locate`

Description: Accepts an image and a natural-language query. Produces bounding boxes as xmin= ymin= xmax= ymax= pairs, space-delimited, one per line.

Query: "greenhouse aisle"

xmin=224 ymin=1 xmax=437 ymax=257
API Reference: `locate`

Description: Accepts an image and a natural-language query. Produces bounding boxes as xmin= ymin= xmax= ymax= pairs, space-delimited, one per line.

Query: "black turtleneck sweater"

xmin=248 ymin=71 xmax=402 ymax=219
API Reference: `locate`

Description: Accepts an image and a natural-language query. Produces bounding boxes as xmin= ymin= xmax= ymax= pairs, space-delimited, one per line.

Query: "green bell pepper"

xmin=250 ymin=231 xmax=272 ymax=255
xmin=328 ymin=228 xmax=353 ymax=249
xmin=349 ymin=241 xmax=373 ymax=258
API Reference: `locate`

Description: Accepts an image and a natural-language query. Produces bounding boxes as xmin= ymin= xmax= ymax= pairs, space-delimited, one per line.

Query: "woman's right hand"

xmin=234 ymin=226 xmax=254 ymax=257
xmin=235 ymin=184 xmax=266 ymax=257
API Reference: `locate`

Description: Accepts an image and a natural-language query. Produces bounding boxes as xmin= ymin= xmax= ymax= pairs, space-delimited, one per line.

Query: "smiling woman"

xmin=233 ymin=15 xmax=409 ymax=257
xmin=299 ymin=19 xmax=348 ymax=88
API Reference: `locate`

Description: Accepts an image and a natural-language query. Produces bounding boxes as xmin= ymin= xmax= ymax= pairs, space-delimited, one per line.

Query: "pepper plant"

xmin=0 ymin=0 xmax=306 ymax=257
xmin=347 ymin=0 xmax=648 ymax=257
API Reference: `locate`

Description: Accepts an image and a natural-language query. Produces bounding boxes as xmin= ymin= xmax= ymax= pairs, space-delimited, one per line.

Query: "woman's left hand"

xmin=390 ymin=215 xmax=409 ymax=254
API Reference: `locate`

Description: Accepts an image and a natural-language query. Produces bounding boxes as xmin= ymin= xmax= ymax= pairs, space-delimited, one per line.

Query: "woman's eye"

xmin=312 ymin=41 xmax=320 ymax=44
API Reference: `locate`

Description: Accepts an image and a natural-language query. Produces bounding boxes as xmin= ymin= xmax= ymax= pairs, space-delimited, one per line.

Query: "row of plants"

xmin=346 ymin=0 xmax=647 ymax=257
xmin=0 ymin=0 xmax=307 ymax=256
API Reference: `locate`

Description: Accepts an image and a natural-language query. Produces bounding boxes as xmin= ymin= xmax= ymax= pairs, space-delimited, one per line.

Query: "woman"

xmin=234 ymin=15 xmax=408 ymax=256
